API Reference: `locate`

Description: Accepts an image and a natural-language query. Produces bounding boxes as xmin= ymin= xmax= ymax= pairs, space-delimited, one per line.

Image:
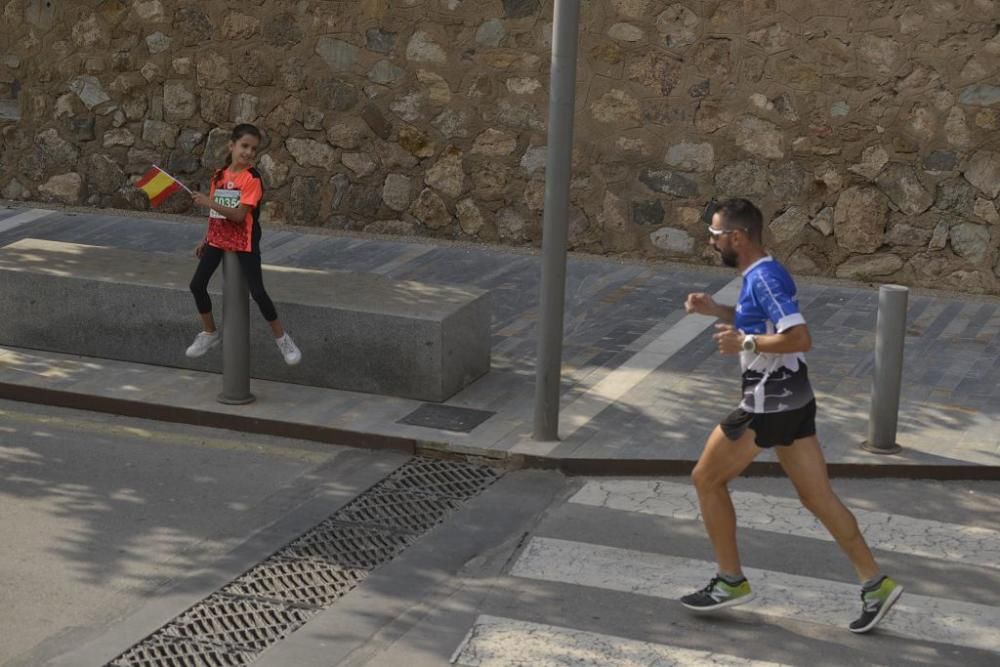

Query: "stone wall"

xmin=2 ymin=0 xmax=1000 ymax=292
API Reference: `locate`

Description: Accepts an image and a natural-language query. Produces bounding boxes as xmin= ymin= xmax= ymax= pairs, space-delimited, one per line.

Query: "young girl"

xmin=186 ymin=123 xmax=301 ymax=365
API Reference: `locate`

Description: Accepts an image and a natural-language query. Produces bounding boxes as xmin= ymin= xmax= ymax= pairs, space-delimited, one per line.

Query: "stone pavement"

xmin=1 ymin=203 xmax=998 ymax=478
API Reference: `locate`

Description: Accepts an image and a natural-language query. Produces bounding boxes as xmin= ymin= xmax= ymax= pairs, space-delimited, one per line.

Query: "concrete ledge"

xmin=0 ymin=239 xmax=491 ymax=401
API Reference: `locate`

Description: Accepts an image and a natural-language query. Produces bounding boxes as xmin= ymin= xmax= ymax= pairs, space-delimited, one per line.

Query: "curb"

xmin=3 ymin=382 xmax=999 ymax=481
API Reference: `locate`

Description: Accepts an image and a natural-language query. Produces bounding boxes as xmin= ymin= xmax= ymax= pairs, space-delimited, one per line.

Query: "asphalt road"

xmin=2 ymin=398 xmax=998 ymax=666
xmin=0 ymin=399 xmax=409 ymax=666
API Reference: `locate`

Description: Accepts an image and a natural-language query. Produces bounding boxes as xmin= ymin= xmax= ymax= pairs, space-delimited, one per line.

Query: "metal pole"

xmin=217 ymin=251 xmax=255 ymax=405
xmin=863 ymin=284 xmax=908 ymax=454
xmin=533 ymin=0 xmax=581 ymax=442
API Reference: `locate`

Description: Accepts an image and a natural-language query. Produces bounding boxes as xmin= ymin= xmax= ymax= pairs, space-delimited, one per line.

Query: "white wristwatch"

xmin=742 ymin=334 xmax=757 ymax=353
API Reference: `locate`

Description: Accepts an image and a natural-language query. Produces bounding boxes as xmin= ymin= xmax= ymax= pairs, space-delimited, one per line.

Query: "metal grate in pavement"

xmin=223 ymin=556 xmax=367 ymax=608
xmin=109 ymin=457 xmax=501 ymax=667
xmin=282 ymin=521 xmax=415 ymax=569
xmin=382 ymin=458 xmax=501 ymax=499
xmin=335 ymin=489 xmax=465 ymax=533
xmin=397 ymin=403 xmax=496 ymax=433
xmin=160 ymin=594 xmax=315 ymax=651
xmin=110 ymin=635 xmax=257 ymax=667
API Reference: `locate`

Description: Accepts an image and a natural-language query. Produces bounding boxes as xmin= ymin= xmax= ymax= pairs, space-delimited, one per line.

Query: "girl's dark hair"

xmin=213 ymin=124 xmax=262 ymax=185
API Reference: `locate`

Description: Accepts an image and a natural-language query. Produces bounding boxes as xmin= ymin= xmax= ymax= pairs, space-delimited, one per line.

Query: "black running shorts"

xmin=720 ymin=399 xmax=817 ymax=448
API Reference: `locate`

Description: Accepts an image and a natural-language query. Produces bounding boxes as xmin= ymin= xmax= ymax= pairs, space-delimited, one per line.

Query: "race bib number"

xmin=209 ymin=189 xmax=240 ymax=219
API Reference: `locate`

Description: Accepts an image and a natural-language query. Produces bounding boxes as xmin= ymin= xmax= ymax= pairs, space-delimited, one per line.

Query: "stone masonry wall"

xmin=1 ymin=0 xmax=1000 ymax=292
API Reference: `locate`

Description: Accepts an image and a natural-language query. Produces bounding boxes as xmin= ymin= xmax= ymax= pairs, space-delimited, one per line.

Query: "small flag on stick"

xmin=136 ymin=165 xmax=190 ymax=207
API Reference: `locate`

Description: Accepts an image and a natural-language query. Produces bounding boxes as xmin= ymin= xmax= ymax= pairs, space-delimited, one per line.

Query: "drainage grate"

xmin=160 ymin=594 xmax=315 ymax=651
xmin=397 ymin=403 xmax=496 ymax=433
xmin=109 ymin=458 xmax=501 ymax=666
xmin=110 ymin=635 xmax=258 ymax=667
xmin=282 ymin=521 xmax=415 ymax=569
xmin=223 ymin=557 xmax=367 ymax=608
xmin=335 ymin=489 xmax=465 ymax=533
xmin=382 ymin=457 xmax=501 ymax=499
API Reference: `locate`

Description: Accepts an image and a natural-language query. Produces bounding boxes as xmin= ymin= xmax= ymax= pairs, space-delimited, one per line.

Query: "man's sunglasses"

xmin=707 ymin=225 xmax=746 ymax=237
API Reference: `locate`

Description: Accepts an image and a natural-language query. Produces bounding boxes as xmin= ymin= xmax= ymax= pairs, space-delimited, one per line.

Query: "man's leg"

xmin=775 ymin=435 xmax=903 ymax=632
xmin=774 ymin=435 xmax=879 ymax=581
xmin=691 ymin=426 xmax=762 ymax=576
xmin=681 ymin=426 xmax=761 ymax=611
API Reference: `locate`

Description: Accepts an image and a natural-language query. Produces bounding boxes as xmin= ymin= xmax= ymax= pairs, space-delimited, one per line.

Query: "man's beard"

xmin=718 ymin=247 xmax=738 ymax=268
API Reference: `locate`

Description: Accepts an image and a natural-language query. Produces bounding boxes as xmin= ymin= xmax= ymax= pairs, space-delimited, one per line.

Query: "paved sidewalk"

xmin=1 ymin=204 xmax=999 ymax=477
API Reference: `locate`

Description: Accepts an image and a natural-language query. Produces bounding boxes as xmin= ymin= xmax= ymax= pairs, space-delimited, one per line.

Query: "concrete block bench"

xmin=0 ymin=239 xmax=491 ymax=401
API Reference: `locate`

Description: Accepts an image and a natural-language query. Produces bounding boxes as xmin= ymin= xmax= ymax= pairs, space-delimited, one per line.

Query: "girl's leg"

xmin=190 ymin=246 xmax=224 ymax=331
xmin=238 ymin=225 xmax=299 ymax=365
xmin=199 ymin=311 xmax=216 ymax=333
xmin=235 ymin=251 xmax=283 ymax=337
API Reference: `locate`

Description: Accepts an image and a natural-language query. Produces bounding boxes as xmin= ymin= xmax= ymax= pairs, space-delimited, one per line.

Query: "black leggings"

xmin=189 ymin=224 xmax=278 ymax=322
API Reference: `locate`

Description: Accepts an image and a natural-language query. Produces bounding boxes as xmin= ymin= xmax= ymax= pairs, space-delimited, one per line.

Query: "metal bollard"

xmin=862 ymin=284 xmax=908 ymax=454
xmin=217 ymin=251 xmax=255 ymax=405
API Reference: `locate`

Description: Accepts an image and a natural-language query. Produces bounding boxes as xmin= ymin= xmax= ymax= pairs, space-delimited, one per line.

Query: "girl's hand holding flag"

xmin=191 ymin=191 xmax=212 ymax=209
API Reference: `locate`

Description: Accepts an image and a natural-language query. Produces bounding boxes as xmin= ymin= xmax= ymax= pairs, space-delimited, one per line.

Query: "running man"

xmin=679 ymin=198 xmax=902 ymax=634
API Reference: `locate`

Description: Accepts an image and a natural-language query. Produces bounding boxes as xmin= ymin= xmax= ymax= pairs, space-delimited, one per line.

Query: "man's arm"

xmin=685 ymin=293 xmax=735 ymax=323
xmin=713 ymin=322 xmax=812 ymax=355
xmin=748 ymin=323 xmax=811 ymax=353
xmin=749 ymin=271 xmax=810 ymax=352
xmin=713 ymin=271 xmax=814 ymax=355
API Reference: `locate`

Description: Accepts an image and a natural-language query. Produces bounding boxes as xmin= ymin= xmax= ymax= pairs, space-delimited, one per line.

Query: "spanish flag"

xmin=136 ymin=165 xmax=187 ymax=207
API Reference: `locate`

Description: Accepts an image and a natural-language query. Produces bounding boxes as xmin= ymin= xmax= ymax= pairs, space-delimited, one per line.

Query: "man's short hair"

xmin=716 ymin=198 xmax=763 ymax=243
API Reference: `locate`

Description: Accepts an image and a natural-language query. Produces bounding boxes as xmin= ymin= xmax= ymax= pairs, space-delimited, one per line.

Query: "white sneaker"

xmin=185 ymin=331 xmax=220 ymax=358
xmin=276 ymin=333 xmax=301 ymax=365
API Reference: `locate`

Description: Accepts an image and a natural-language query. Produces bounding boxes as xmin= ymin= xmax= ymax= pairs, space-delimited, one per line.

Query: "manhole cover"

xmin=397 ymin=404 xmax=496 ymax=433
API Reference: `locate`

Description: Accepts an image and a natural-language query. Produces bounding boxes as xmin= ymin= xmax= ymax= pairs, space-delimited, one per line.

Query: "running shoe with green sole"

xmin=681 ymin=576 xmax=755 ymax=611
xmin=850 ymin=576 xmax=903 ymax=634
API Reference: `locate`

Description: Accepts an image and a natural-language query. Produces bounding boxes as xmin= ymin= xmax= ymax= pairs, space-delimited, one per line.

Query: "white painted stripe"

xmin=512 ymin=537 xmax=1000 ymax=654
xmin=511 ymin=277 xmax=742 ymax=455
xmin=570 ymin=480 xmax=1000 ymax=571
xmin=451 ymin=615 xmax=791 ymax=667
xmin=0 ymin=208 xmax=53 ymax=234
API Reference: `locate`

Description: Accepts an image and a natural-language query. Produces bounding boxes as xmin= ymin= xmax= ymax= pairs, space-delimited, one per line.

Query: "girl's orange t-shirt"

xmin=205 ymin=167 xmax=263 ymax=253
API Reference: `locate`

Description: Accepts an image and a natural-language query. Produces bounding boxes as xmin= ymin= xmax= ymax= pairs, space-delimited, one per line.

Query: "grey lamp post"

xmin=533 ymin=0 xmax=581 ymax=441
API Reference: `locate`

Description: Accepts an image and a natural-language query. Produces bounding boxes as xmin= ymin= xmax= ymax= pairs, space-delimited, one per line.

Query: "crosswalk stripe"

xmin=511 ymin=537 xmax=1000 ymax=654
xmin=451 ymin=615 xmax=792 ymax=667
xmin=0 ymin=208 xmax=53 ymax=234
xmin=570 ymin=480 xmax=1000 ymax=571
